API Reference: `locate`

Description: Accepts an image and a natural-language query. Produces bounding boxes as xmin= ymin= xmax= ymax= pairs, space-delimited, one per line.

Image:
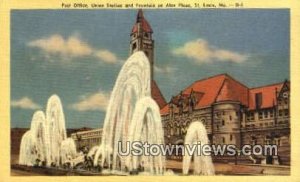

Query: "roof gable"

xmin=216 ymin=77 xmax=248 ymax=106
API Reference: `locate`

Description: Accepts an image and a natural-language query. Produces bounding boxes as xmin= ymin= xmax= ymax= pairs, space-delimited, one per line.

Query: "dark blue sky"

xmin=11 ymin=9 xmax=289 ymax=128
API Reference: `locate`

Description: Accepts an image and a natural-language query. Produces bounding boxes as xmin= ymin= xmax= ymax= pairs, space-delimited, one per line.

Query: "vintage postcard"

xmin=1 ymin=0 xmax=300 ymax=181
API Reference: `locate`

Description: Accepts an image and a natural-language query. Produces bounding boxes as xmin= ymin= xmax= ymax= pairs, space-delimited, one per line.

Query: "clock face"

xmin=282 ymin=92 xmax=289 ymax=98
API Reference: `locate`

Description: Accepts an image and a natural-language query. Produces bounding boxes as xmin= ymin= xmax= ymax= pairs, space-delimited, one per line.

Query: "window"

xmin=284 ymin=109 xmax=289 ymax=116
xmin=270 ymin=110 xmax=274 ymax=117
xmin=250 ymin=112 xmax=254 ymax=120
xmin=230 ymin=134 xmax=233 ymax=141
xmin=255 ymin=93 xmax=263 ymax=109
xmin=222 ymin=120 xmax=225 ymax=126
xmin=251 ymin=136 xmax=257 ymax=145
xmin=229 ymin=115 xmax=232 ymax=121
xmin=276 ymin=139 xmax=281 ymax=146
xmin=246 ymin=113 xmax=250 ymax=121
xmin=247 ymin=112 xmax=254 ymax=121
xmin=259 ymin=112 xmax=263 ymax=119
xmin=279 ymin=110 xmax=283 ymax=117
xmin=132 ymin=42 xmax=137 ymax=51
xmin=264 ymin=110 xmax=268 ymax=118
xmin=278 ymin=99 xmax=282 ymax=104
xmin=222 ymin=137 xmax=225 ymax=144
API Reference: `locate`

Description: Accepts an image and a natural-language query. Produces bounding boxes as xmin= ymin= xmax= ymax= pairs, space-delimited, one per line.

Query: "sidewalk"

xmin=166 ymin=160 xmax=290 ymax=175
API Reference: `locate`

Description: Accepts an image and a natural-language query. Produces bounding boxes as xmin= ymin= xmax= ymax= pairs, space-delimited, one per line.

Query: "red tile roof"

xmin=248 ymin=83 xmax=284 ymax=110
xmin=151 ymin=80 xmax=167 ymax=109
xmin=131 ymin=9 xmax=153 ymax=34
xmin=216 ymin=76 xmax=248 ymax=106
xmin=185 ymin=74 xmax=228 ymax=108
xmin=160 ymin=73 xmax=288 ymax=115
xmin=161 ymin=74 xmax=228 ymax=114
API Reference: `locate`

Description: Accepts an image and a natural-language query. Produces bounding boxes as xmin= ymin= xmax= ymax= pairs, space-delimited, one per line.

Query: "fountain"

xmin=19 ymin=95 xmax=77 ymax=167
xmin=87 ymin=146 xmax=100 ymax=158
xmin=18 ymin=51 xmax=214 ymax=176
xmin=125 ymin=96 xmax=165 ymax=174
xmin=19 ymin=131 xmax=36 ymax=166
xmin=182 ymin=121 xmax=215 ymax=175
xmin=93 ymin=51 xmax=165 ymax=175
xmin=45 ymin=95 xmax=67 ymax=166
xmin=19 ymin=111 xmax=47 ymax=166
xmin=60 ymin=138 xmax=77 ymax=167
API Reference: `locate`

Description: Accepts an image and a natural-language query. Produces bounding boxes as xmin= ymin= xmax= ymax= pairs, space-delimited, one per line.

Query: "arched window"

xmin=132 ymin=42 xmax=137 ymax=51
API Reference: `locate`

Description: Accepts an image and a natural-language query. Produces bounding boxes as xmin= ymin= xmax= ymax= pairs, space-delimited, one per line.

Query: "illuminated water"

xmin=93 ymin=52 xmax=165 ymax=175
xmin=182 ymin=121 xmax=215 ymax=175
xmin=19 ymin=95 xmax=77 ymax=167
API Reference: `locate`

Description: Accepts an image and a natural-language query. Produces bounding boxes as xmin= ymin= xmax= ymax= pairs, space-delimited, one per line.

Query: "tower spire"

xmin=136 ymin=9 xmax=144 ymax=23
xmin=130 ymin=9 xmax=154 ymax=80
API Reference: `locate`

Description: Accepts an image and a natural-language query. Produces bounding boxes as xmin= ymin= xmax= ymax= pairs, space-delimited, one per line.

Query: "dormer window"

xmin=255 ymin=92 xmax=262 ymax=109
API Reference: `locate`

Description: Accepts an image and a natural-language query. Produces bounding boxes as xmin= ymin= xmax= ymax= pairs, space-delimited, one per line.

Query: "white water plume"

xmin=93 ymin=52 xmax=165 ymax=175
xmin=19 ymin=95 xmax=77 ymax=167
xmin=182 ymin=121 xmax=215 ymax=175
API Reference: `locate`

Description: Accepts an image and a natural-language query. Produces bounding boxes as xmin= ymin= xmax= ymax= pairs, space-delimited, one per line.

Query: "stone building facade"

xmin=160 ymin=74 xmax=290 ymax=165
xmin=71 ymin=128 xmax=103 ymax=151
xmin=70 ymin=10 xmax=290 ymax=165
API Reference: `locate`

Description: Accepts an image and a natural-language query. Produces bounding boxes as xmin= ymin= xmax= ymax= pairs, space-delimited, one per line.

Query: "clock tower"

xmin=130 ymin=9 xmax=154 ymax=80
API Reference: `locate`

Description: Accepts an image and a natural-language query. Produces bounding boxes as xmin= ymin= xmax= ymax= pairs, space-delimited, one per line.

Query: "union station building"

xmin=71 ymin=10 xmax=290 ymax=165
